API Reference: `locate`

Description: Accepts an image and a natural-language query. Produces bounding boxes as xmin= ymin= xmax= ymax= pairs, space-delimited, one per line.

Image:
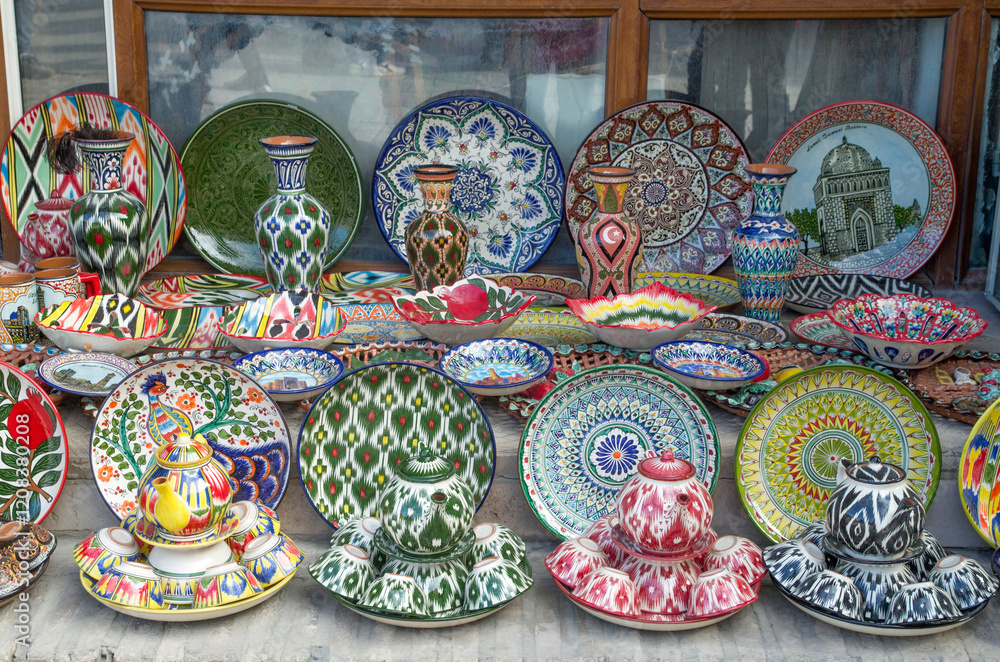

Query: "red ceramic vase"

xmin=577 ymin=167 xmax=643 ymax=299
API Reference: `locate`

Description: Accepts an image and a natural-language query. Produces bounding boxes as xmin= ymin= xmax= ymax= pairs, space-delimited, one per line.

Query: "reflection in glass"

xmin=975 ymin=23 xmax=1000 ymax=276
xmin=145 ymin=13 xmax=609 ymax=264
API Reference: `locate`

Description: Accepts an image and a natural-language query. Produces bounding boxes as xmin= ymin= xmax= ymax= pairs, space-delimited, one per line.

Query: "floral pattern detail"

xmin=451 ymin=168 xmax=496 ymax=214
xmin=624 ymin=145 xmax=708 ymax=247
xmin=590 ymin=430 xmax=642 ymax=481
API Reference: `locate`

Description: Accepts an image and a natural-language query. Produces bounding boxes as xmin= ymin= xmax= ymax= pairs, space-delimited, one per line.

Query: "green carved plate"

xmin=180 ymin=100 xmax=364 ymax=276
xmin=298 ymin=362 xmax=495 ymax=529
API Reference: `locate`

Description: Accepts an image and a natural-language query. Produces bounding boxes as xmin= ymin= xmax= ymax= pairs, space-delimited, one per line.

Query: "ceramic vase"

xmin=254 ymin=135 xmax=331 ymax=292
xmin=405 ymin=164 xmax=469 ymax=291
xmin=68 ymin=133 xmax=148 ymax=296
xmin=730 ymin=164 xmax=799 ymax=323
xmin=577 ymin=167 xmax=643 ymax=299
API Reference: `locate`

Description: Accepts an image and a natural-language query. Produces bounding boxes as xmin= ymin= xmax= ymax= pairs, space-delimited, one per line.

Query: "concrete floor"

xmin=4 ymin=290 xmax=1000 ymax=661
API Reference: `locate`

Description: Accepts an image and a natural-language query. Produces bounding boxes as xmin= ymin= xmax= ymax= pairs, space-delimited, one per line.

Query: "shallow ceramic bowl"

xmin=309 ymin=544 xmax=377 ymax=601
xmin=227 ymin=501 xmax=281 ymax=558
xmin=835 ymin=559 xmax=917 ymax=622
xmin=909 ymin=530 xmax=948 ymax=580
xmin=359 ymin=572 xmax=429 ymax=617
xmin=570 ymin=566 xmax=640 ymax=618
xmin=92 ymin=560 xmax=164 ymax=609
xmin=331 ymin=517 xmax=382 ymax=557
xmin=885 ymin=581 xmax=962 ymax=624
xmin=380 ymin=554 xmax=469 ymax=613
xmin=470 ymin=523 xmax=531 ymax=576
xmin=544 ymin=537 xmax=607 ymax=589
xmin=651 ymin=340 xmax=768 ymax=390
xmin=620 ymin=556 xmax=699 ymax=614
xmin=232 ymin=347 xmax=344 ymax=402
xmin=240 ymin=533 xmax=304 ymax=588
xmin=218 ymin=288 xmax=345 ymax=353
xmin=763 ymin=539 xmax=826 ymax=592
xmin=439 ymin=338 xmax=553 ymax=396
xmin=794 ymin=569 xmax=863 ymax=620
xmin=929 ymin=554 xmax=998 ymax=610
xmin=566 ymin=282 xmax=718 ymax=351
xmin=393 ymin=277 xmax=536 ymax=345
xmin=794 ymin=521 xmax=830 ymax=546
xmin=826 ymin=293 xmax=987 ymax=369
xmin=35 ymin=294 xmax=166 ymax=356
xmin=687 ymin=568 xmax=756 ymax=618
xmin=702 ymin=536 xmax=766 ymax=585
xmin=192 ymin=561 xmax=262 ymax=608
xmin=583 ymin=515 xmax=626 ymax=567
xmin=465 ymin=556 xmax=533 ymax=611
xmin=73 ymin=527 xmax=140 ymax=580
xmin=0 ymin=521 xmax=56 ymax=572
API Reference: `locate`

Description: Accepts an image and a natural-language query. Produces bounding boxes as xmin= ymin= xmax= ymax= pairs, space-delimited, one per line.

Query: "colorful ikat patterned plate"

xmin=959 ymin=398 xmax=1000 ymax=546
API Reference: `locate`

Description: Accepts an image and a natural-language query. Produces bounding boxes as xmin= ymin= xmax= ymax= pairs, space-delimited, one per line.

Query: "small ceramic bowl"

xmin=218 ymin=288 xmax=345 ymax=353
xmin=885 ymin=581 xmax=962 ymax=624
xmin=146 ymin=540 xmax=235 ymax=605
xmin=73 ymin=527 xmax=139 ymax=580
xmin=565 ymin=282 xmax=718 ymax=351
xmin=232 ymin=347 xmax=344 ymax=402
xmin=192 ymin=561 xmax=262 ymax=608
xmin=240 ymin=533 xmax=304 ymax=588
xmin=92 ymin=560 xmax=164 ymax=609
xmin=929 ymin=554 xmax=999 ymax=610
xmin=909 ymin=530 xmax=948 ymax=580
xmin=119 ymin=512 xmax=151 ymax=558
xmin=687 ymin=568 xmax=756 ymax=618
xmin=544 ymin=537 xmax=607 ymax=588
xmin=650 ymin=340 xmax=768 ymax=390
xmin=227 ymin=500 xmax=280 ymax=558
xmin=331 ymin=517 xmax=382 ymax=554
xmin=763 ymin=539 xmax=827 ymax=592
xmin=826 ymin=293 xmax=987 ymax=369
xmin=702 ymin=536 xmax=766 ymax=585
xmin=583 ymin=515 xmax=625 ymax=567
xmin=439 ymin=338 xmax=553 ymax=396
xmin=620 ymin=556 xmax=699 ymax=614
xmin=465 ymin=556 xmax=534 ymax=611
xmin=358 ymin=572 xmax=429 ymax=617
xmin=309 ymin=544 xmax=377 ymax=601
xmin=35 ymin=294 xmax=166 ymax=356
xmin=794 ymin=569 xmax=863 ymax=620
xmin=834 ymin=559 xmax=917 ymax=623
xmin=470 ymin=523 xmax=531 ymax=576
xmin=571 ymin=566 xmax=641 ymax=617
xmin=795 ymin=520 xmax=830 ymax=546
xmin=380 ymin=555 xmax=469 ymax=614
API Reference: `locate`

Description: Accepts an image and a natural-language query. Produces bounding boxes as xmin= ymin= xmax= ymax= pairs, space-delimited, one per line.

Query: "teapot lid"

xmin=33 ymin=196 xmax=74 ymax=212
xmin=155 ymin=433 xmax=213 ymax=469
xmin=395 ymin=449 xmax=456 ymax=483
xmin=843 ymin=455 xmax=906 ymax=484
xmin=636 ymin=450 xmax=695 ymax=481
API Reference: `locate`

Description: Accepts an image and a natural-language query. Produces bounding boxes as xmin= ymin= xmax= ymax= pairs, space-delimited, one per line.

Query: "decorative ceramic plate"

xmin=37 ymin=353 xmax=138 ymax=397
xmin=784 ymin=274 xmax=932 ymax=314
xmin=520 ymin=365 xmax=719 ymax=539
xmin=492 ymin=273 xmax=586 ymax=307
xmin=0 ymin=362 xmax=68 ymax=522
xmin=0 ymin=92 xmax=186 ymax=275
xmin=298 ymin=362 xmax=495 ymax=529
xmin=332 ymin=303 xmax=424 ymax=345
xmin=634 ymin=273 xmax=741 ymax=309
xmin=232 ymin=347 xmax=344 ymax=402
xmin=565 ymin=100 xmax=752 ymax=274
xmin=439 ymin=338 xmax=553 ymax=396
xmin=373 ymin=96 xmax=564 ymax=274
xmin=36 ymin=294 xmax=167 ymax=356
xmin=91 ymin=358 xmax=292 ymax=518
xmin=790 ymin=312 xmax=852 ymax=350
xmin=959 ymin=398 xmax=1000 ymax=546
xmin=180 ymin=100 xmax=364 ymax=276
xmin=684 ymin=313 xmax=787 ymax=347
xmin=735 ymin=364 xmax=941 ymax=542
xmin=137 ymin=275 xmax=272 ymax=309
xmin=506 ymin=310 xmax=597 ymax=347
xmin=321 ymin=271 xmax=416 ymax=296
xmin=898 ymin=350 xmax=1000 ymax=425
xmin=153 ymin=306 xmax=231 ymax=350
xmin=328 ymin=590 xmax=521 ymax=628
xmin=767 ymin=101 xmax=955 ymax=278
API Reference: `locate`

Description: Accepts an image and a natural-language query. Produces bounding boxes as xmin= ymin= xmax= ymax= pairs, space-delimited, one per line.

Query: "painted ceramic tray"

xmin=898 ymin=350 xmax=1000 ymax=425
xmin=91 ymin=358 xmax=292 ymax=519
xmin=506 ymin=310 xmax=597 ymax=347
xmin=784 ymin=274 xmax=932 ymax=314
xmin=634 ymin=273 xmax=741 ymax=309
xmin=332 ymin=303 xmax=424 ymax=345
xmin=684 ymin=313 xmax=787 ymax=346
xmin=0 ymin=92 xmax=186 ymax=275
xmin=0 ymin=362 xmax=68 ymax=522
xmin=565 ymin=100 xmax=752 ymax=274
xmin=736 ymin=364 xmax=941 ymax=542
xmin=373 ymin=96 xmax=564 ymax=274
xmin=520 ymin=365 xmax=719 ymax=539
xmin=790 ymin=312 xmax=852 ymax=350
xmin=298 ymin=362 xmax=495 ymax=529
xmin=767 ymin=101 xmax=955 ymax=278
xmin=180 ymin=100 xmax=363 ymax=276
xmin=37 ymin=353 xmax=138 ymax=397
xmin=492 ymin=273 xmax=586 ymax=307
xmin=137 ymin=274 xmax=272 ymax=309
xmin=328 ymin=590 xmax=521 ymax=628
xmin=959 ymin=398 xmax=1000 ymax=546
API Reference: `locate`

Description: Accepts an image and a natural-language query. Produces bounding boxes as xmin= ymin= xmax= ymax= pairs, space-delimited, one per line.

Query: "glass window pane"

xmin=975 ymin=22 xmax=1000 ymax=277
xmin=14 ymin=0 xmax=110 ymax=109
xmin=647 ymin=19 xmax=948 ymax=162
xmin=145 ymin=13 xmax=609 ymax=264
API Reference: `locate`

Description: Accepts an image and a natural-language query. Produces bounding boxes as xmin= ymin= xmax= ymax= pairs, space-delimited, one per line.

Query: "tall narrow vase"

xmin=577 ymin=166 xmax=643 ymax=299
xmin=731 ymin=164 xmax=799 ymax=323
xmin=68 ymin=133 xmax=148 ymax=296
xmin=405 ymin=165 xmax=469 ymax=291
xmin=254 ymin=135 xmax=331 ymax=291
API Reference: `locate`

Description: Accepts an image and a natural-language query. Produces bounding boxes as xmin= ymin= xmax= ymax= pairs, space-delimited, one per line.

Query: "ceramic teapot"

xmin=825 ymin=456 xmax=925 ymax=561
xmin=137 ymin=433 xmax=236 ymax=539
xmin=378 ymin=449 xmax=476 ymax=555
xmin=616 ymin=450 xmax=713 ymax=553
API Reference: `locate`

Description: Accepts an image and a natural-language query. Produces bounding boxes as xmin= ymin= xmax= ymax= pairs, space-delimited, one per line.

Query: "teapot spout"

xmin=837 ymin=458 xmax=851 ymax=484
xmin=151 ymin=477 xmax=191 ymax=534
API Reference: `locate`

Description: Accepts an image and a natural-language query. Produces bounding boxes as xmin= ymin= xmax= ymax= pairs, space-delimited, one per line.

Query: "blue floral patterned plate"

xmin=373 ymin=96 xmax=564 ymax=275
xmin=439 ymin=338 xmax=553 ymax=396
xmin=232 ymin=348 xmax=345 ymax=402
xmin=651 ymin=341 xmax=768 ymax=391
xmin=519 ymin=364 xmax=719 ymax=539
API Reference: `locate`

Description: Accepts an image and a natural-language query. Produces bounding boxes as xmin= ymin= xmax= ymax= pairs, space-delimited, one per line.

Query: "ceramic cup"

xmin=92 ymin=560 xmax=164 ymax=609
xmin=146 ymin=540 xmax=234 ymax=605
xmin=73 ymin=526 xmax=140 ymax=580
xmin=120 ymin=511 xmax=152 ymax=558
xmin=571 ymin=566 xmax=641 ymax=618
xmin=794 ymin=569 xmax=863 ymax=621
xmin=228 ymin=500 xmax=280 ymax=558
xmin=0 ymin=274 xmax=38 ymax=343
xmin=192 ymin=561 xmax=263 ymax=609
xmin=470 ymin=523 xmax=532 ymax=576
xmin=240 ymin=533 xmax=303 ymax=588
xmin=381 ymin=554 xmax=469 ymax=613
xmin=834 ymin=559 xmax=917 ymax=622
xmin=465 ymin=556 xmax=534 ymax=611
xmin=33 ymin=257 xmax=99 ymax=298
xmin=929 ymin=554 xmax=999 ymax=610
xmin=621 ymin=556 xmax=700 ymax=614
xmin=582 ymin=514 xmax=625 ymax=567
xmin=687 ymin=568 xmax=756 ymax=619
xmin=702 ymin=536 xmax=766 ymax=585
xmin=763 ymin=539 xmax=826 ymax=592
xmin=34 ymin=268 xmax=99 ymax=308
xmin=885 ymin=581 xmax=962 ymax=624
xmin=331 ymin=516 xmax=382 ymax=556
xmin=309 ymin=544 xmax=378 ymax=601
xmin=544 ymin=537 xmax=607 ymax=589
xmin=358 ymin=573 xmax=429 ymax=617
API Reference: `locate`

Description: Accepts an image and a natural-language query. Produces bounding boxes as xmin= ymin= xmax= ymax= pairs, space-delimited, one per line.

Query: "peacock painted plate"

xmin=789 ymin=312 xmax=852 ymax=350
xmin=298 ymin=362 xmax=495 ymax=529
xmin=505 ymin=310 xmax=597 ymax=347
xmin=959 ymin=398 xmax=1000 ymax=547
xmin=735 ymin=364 xmax=941 ymax=543
xmin=519 ymin=364 xmax=719 ymax=539
xmin=0 ymin=92 xmax=186 ymax=276
xmin=90 ymin=358 xmax=292 ymax=519
xmin=684 ymin=313 xmax=787 ymax=347
xmin=565 ymin=100 xmax=753 ymax=275
xmin=633 ymin=273 xmax=741 ymax=309
xmin=373 ymin=96 xmax=564 ymax=275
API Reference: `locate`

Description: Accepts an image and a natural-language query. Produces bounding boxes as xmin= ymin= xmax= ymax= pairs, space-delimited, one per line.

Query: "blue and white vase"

xmin=730 ymin=164 xmax=799 ymax=323
xmin=254 ymin=135 xmax=330 ymax=292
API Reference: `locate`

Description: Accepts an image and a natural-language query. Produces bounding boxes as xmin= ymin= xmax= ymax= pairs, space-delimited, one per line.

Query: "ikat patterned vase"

xmin=730 ymin=164 xmax=799 ymax=323
xmin=577 ymin=167 xmax=643 ymax=299
xmin=405 ymin=164 xmax=469 ymax=291
xmin=68 ymin=133 xmax=148 ymax=296
xmin=254 ymin=135 xmax=331 ymax=292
